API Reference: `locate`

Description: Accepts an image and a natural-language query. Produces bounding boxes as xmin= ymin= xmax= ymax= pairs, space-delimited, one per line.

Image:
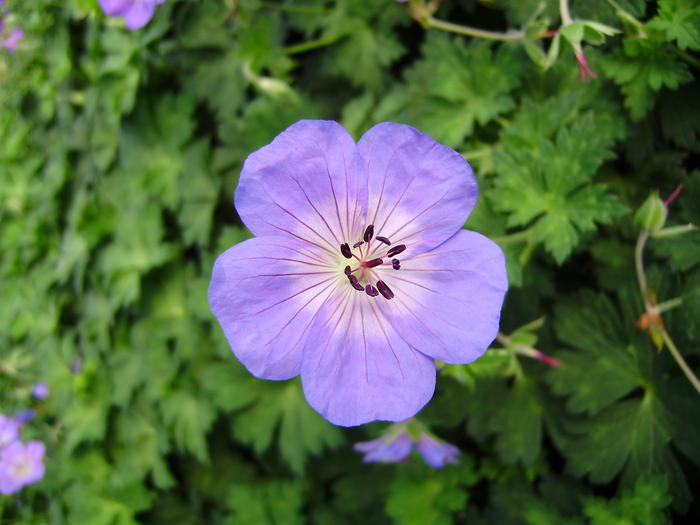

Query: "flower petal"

xmin=354 ymin=432 xmax=414 ymax=464
xmin=209 ymin=236 xmax=341 ymax=380
xmin=236 ymin=120 xmax=368 ymax=256
xmin=416 ymin=435 xmax=460 ymax=468
xmin=99 ymin=0 xmax=132 ymax=16
xmin=301 ymin=290 xmax=436 ymax=427
xmin=357 ymin=122 xmax=477 ymax=256
xmin=376 ymin=230 xmax=507 ymax=364
xmin=123 ymin=1 xmax=158 ymax=30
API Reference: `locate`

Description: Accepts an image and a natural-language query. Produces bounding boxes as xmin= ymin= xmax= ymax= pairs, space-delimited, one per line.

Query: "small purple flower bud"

xmin=13 ymin=410 xmax=35 ymax=424
xmin=354 ymin=430 xmax=413 ymax=464
xmin=71 ymin=357 xmax=83 ymax=374
xmin=415 ymin=434 xmax=460 ymax=468
xmin=32 ymin=382 xmax=49 ymax=400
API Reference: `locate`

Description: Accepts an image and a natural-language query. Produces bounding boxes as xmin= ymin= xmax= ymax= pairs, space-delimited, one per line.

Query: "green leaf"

xmin=601 ymin=37 xmax=692 ymax=120
xmin=161 ymin=390 xmax=217 ymax=462
xmin=376 ymin=34 xmax=522 ymax=147
xmin=465 ymin=376 xmax=543 ymax=466
xmin=493 ymin=113 xmax=624 ymax=263
xmin=583 ymin=475 xmax=671 ymax=525
xmin=649 ymin=0 xmax=700 ymax=50
xmin=549 ymin=292 xmax=641 ymax=414
xmin=386 ymin=461 xmax=479 ymax=525
xmin=226 ymin=480 xmax=304 ymax=525
xmin=323 ymin=0 xmax=405 ymax=92
xmin=231 ymin=379 xmax=342 ymax=473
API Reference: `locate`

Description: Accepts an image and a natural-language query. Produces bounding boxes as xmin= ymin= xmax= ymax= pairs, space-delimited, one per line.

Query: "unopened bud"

xmin=634 ymin=192 xmax=667 ymax=233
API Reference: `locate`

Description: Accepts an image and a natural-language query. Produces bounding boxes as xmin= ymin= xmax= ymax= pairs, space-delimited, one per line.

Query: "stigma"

xmin=338 ymin=224 xmax=403 ymax=300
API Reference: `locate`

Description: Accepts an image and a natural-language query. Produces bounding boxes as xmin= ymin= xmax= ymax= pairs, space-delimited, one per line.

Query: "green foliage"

xmin=1 ymin=0 xmax=699 ymax=524
xmin=386 ymin=461 xmax=479 ymax=525
xmin=493 ymin=109 xmax=625 ymax=263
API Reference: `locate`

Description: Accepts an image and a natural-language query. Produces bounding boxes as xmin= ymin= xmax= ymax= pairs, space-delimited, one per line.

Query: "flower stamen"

xmin=386 ymin=244 xmax=406 ymax=257
xmin=376 ymin=280 xmax=394 ymax=300
xmin=363 ymin=224 xmax=375 ymax=242
xmin=340 ymin=226 xmax=405 ymax=299
xmin=364 ymin=258 xmax=384 ymax=269
xmin=348 ymin=274 xmax=365 ymax=291
xmin=376 ymin=236 xmax=391 ymax=245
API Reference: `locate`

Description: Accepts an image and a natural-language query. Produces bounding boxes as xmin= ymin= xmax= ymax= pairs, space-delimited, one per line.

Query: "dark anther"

xmin=365 ymin=284 xmax=379 ymax=297
xmin=353 ymin=241 xmax=364 ymax=249
xmin=344 ymin=265 xmax=352 ymax=276
xmin=392 ymin=258 xmax=401 ymax=270
xmin=340 ymin=243 xmax=352 ymax=259
xmin=376 ymin=236 xmax=391 ymax=245
xmin=386 ymin=244 xmax=406 ymax=257
xmin=363 ymin=224 xmax=374 ymax=242
xmin=376 ymin=280 xmax=394 ymax=300
xmin=348 ymin=275 xmax=365 ymax=291
xmin=364 ymin=258 xmax=383 ymax=269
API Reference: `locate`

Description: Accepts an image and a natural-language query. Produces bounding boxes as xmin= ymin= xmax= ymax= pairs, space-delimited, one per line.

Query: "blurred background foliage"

xmin=1 ymin=0 xmax=699 ymax=523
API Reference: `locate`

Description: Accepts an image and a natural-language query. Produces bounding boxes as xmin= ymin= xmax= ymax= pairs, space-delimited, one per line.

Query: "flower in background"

xmin=0 ymin=4 xmax=24 ymax=53
xmin=31 ymin=382 xmax=49 ymax=400
xmin=574 ymin=47 xmax=598 ymax=81
xmin=99 ymin=0 xmax=165 ymax=30
xmin=0 ymin=414 xmax=20 ymax=449
xmin=0 ymin=25 xmax=22 ymax=52
xmin=354 ymin=421 xmax=460 ymax=468
xmin=209 ymin=120 xmax=508 ymax=427
xmin=354 ymin=429 xmax=414 ymax=464
xmin=415 ymin=433 xmax=460 ymax=468
xmin=13 ymin=410 xmax=35 ymax=425
xmin=0 ymin=441 xmax=45 ymax=495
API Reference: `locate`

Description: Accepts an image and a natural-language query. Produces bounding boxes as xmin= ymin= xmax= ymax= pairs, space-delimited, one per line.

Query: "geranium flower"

xmin=98 ymin=0 xmax=165 ymax=30
xmin=0 ymin=414 xmax=20 ymax=449
xmin=415 ymin=433 xmax=460 ymax=468
xmin=0 ymin=440 xmax=45 ymax=495
xmin=209 ymin=120 xmax=507 ymax=427
xmin=32 ymin=382 xmax=49 ymax=400
xmin=354 ymin=421 xmax=460 ymax=468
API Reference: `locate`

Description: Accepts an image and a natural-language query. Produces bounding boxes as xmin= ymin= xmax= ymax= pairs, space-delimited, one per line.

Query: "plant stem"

xmin=282 ymin=34 xmax=344 ymax=55
xmin=634 ymin=230 xmax=649 ymax=299
xmin=559 ymin=0 xmax=573 ymax=25
xmin=494 ymin=228 xmax=532 ymax=247
xmin=661 ymin=331 xmax=700 ymax=395
xmin=652 ymin=223 xmax=699 ymax=238
xmin=635 ymin=229 xmax=700 ymax=396
xmin=656 ymin=297 xmax=683 ymax=313
xmin=462 ymin=148 xmax=491 ymax=160
xmin=425 ymin=17 xmax=525 ymax=41
xmin=675 ymin=48 xmax=700 ymax=69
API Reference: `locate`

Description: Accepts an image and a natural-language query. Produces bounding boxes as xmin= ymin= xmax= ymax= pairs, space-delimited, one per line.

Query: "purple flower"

xmin=0 ymin=26 xmax=23 ymax=52
xmin=0 ymin=414 xmax=21 ymax=449
xmin=13 ymin=410 xmax=35 ymax=424
xmin=99 ymin=0 xmax=165 ymax=30
xmin=354 ymin=422 xmax=461 ymax=468
xmin=354 ymin=430 xmax=414 ymax=464
xmin=209 ymin=120 xmax=507 ymax=427
xmin=415 ymin=433 xmax=460 ymax=468
xmin=32 ymin=382 xmax=49 ymax=400
xmin=0 ymin=440 xmax=45 ymax=495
